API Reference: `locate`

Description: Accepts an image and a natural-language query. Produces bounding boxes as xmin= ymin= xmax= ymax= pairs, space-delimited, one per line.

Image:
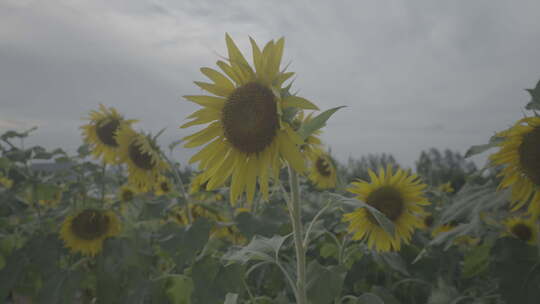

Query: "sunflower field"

xmin=1 ymin=34 xmax=540 ymax=304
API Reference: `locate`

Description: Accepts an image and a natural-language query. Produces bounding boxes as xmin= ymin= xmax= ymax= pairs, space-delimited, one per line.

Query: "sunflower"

xmin=118 ymin=184 xmax=137 ymax=203
xmin=181 ymin=34 xmax=318 ymax=204
xmin=154 ymin=176 xmax=173 ymax=196
xmin=503 ymin=217 xmax=538 ymax=245
xmin=59 ymin=209 xmax=121 ymax=256
xmin=0 ymin=175 xmax=13 ymax=189
xmin=80 ymin=104 xmax=136 ymax=164
xmin=294 ymin=111 xmax=323 ymax=154
xmin=307 ymin=148 xmax=337 ymax=189
xmin=437 ymin=182 xmax=454 ymax=194
xmin=490 ymin=116 xmax=540 ymax=217
xmin=170 ymin=204 xmax=243 ymax=243
xmin=343 ymin=165 xmax=430 ymax=252
xmin=116 ymin=127 xmax=169 ymax=191
xmin=189 ymin=174 xmax=224 ymax=202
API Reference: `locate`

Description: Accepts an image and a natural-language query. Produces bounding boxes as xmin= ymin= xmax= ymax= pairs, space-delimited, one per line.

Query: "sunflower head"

xmin=422 ymin=213 xmax=435 ymax=229
xmin=490 ymin=116 xmax=540 ymax=217
xmin=118 ymin=184 xmax=137 ymax=203
xmin=181 ymin=34 xmax=318 ymax=204
xmin=343 ymin=165 xmax=429 ymax=252
xmin=80 ymin=104 xmax=136 ymax=164
xmin=154 ymin=176 xmax=173 ymax=196
xmin=117 ymin=127 xmax=169 ymax=191
xmin=504 ymin=217 xmax=538 ymax=245
xmin=59 ymin=208 xmax=121 ymax=256
xmin=307 ymin=149 xmax=337 ymax=190
xmin=437 ymin=182 xmax=454 ymax=193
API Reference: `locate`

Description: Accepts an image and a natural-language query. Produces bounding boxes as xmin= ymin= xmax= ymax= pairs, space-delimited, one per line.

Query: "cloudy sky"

xmin=1 ymin=0 xmax=540 ymax=169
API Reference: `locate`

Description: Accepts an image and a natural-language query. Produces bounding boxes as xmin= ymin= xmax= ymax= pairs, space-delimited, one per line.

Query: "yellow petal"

xmin=194 ymin=81 xmax=233 ymax=97
xmin=200 ymin=67 xmax=235 ymax=92
xmin=282 ymin=95 xmax=319 ymax=110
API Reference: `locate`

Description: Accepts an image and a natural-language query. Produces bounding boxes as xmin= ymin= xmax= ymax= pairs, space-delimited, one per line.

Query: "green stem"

xmin=287 ymin=164 xmax=307 ymax=304
xmin=162 ymin=155 xmax=193 ymax=224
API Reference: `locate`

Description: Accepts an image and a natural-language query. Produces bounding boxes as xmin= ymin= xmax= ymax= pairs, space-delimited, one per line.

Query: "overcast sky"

xmin=1 ymin=0 xmax=540 ymax=169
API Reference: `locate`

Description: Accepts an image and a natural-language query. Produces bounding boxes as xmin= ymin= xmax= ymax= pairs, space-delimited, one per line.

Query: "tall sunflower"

xmin=59 ymin=209 xmax=121 ymax=256
xmin=490 ymin=116 xmax=540 ymax=218
xmin=307 ymin=148 xmax=337 ymax=190
xmin=81 ymin=104 xmax=136 ymax=164
xmin=116 ymin=127 xmax=169 ymax=192
xmin=504 ymin=217 xmax=538 ymax=245
xmin=343 ymin=165 xmax=429 ymax=252
xmin=181 ymin=34 xmax=318 ymax=204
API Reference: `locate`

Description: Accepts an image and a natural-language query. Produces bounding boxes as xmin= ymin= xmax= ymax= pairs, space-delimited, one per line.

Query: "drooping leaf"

xmin=306 ymin=260 xmax=347 ymax=304
xmin=298 ymin=106 xmax=345 ymax=140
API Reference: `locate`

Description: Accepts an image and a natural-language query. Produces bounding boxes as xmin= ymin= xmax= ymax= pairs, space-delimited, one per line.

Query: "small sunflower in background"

xmin=59 ymin=208 xmax=121 ymax=256
xmin=0 ymin=175 xmax=13 ymax=189
xmin=116 ymin=127 xmax=169 ymax=191
xmin=421 ymin=213 xmax=435 ymax=230
xmin=294 ymin=111 xmax=323 ymax=154
xmin=437 ymin=182 xmax=454 ymax=194
xmin=181 ymin=34 xmax=318 ymax=204
xmin=38 ymin=189 xmax=63 ymax=208
xmin=504 ymin=217 xmax=538 ymax=245
xmin=154 ymin=176 xmax=173 ymax=196
xmin=490 ymin=116 xmax=540 ymax=217
xmin=170 ymin=204 xmax=243 ymax=243
xmin=431 ymin=222 xmax=457 ymax=238
xmin=307 ymin=149 xmax=337 ymax=190
xmin=343 ymin=165 xmax=430 ymax=252
xmin=189 ymin=173 xmax=224 ymax=202
xmin=118 ymin=184 xmax=137 ymax=203
xmin=81 ymin=104 xmax=136 ymax=164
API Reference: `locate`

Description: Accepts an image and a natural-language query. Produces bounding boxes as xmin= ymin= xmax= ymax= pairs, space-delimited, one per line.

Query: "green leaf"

xmin=376 ymin=252 xmax=409 ymax=276
xmin=191 ymin=256 xmax=244 ymax=304
xmin=167 ymin=275 xmax=193 ymax=304
xmin=282 ymin=95 xmax=319 ymax=110
xmin=356 ymin=293 xmax=385 ymax=304
xmin=462 ymin=241 xmax=492 ymax=278
xmin=464 ymin=135 xmax=504 ymax=158
xmin=320 ymin=242 xmax=339 ymax=259
xmin=298 ymin=106 xmax=345 ymax=140
xmin=223 ymin=234 xmax=290 ymax=264
xmin=224 ymin=293 xmax=239 ymax=304
xmin=525 ymin=79 xmax=540 ymax=110
xmin=0 ymin=157 xmax=11 ymax=169
xmin=35 ymin=270 xmax=82 ymax=304
xmin=335 ymin=195 xmax=395 ymax=236
xmin=306 ymin=260 xmax=347 ymax=304
xmin=159 ymin=219 xmax=212 ymax=268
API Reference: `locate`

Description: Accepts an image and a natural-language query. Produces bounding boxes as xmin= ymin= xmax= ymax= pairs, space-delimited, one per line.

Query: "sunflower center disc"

xmin=316 ymin=157 xmax=332 ymax=177
xmin=71 ymin=209 xmax=110 ymax=240
xmin=122 ymin=190 xmax=134 ymax=201
xmin=128 ymin=142 xmax=154 ymax=170
xmin=96 ymin=119 xmax=120 ymax=147
xmin=511 ymin=223 xmax=532 ymax=242
xmin=366 ymin=186 xmax=404 ymax=223
xmin=519 ymin=127 xmax=540 ymax=186
xmin=424 ymin=215 xmax=434 ymax=228
xmin=160 ymin=181 xmax=170 ymax=193
xmin=222 ymin=82 xmax=279 ymax=154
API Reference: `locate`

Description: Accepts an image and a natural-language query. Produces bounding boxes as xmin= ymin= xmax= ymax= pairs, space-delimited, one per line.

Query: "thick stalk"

xmin=288 ymin=165 xmax=307 ymax=304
